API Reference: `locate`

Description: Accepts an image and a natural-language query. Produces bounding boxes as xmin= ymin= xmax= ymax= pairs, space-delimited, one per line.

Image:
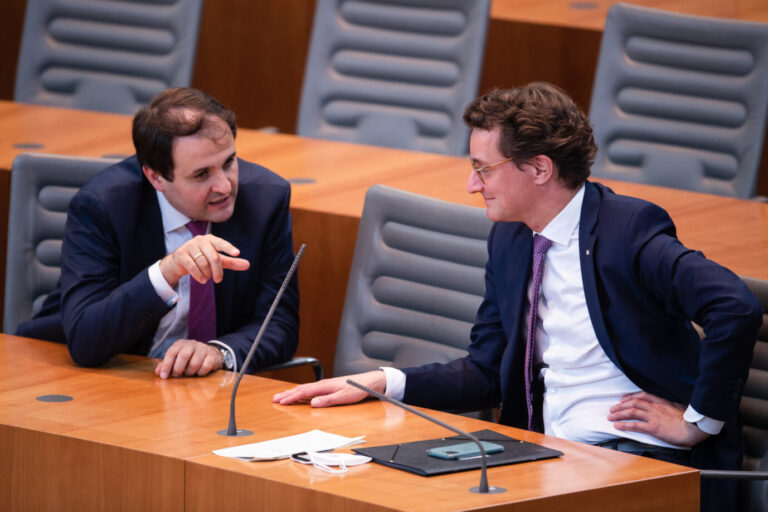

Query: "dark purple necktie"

xmin=186 ymin=220 xmax=216 ymax=342
xmin=525 ymin=234 xmax=552 ymax=431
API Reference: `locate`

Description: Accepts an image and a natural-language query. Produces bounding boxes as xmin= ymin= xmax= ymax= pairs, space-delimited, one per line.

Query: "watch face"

xmin=220 ymin=349 xmax=234 ymax=370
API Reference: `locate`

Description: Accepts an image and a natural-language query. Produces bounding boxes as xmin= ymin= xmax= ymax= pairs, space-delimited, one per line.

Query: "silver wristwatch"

xmin=219 ymin=348 xmax=235 ymax=371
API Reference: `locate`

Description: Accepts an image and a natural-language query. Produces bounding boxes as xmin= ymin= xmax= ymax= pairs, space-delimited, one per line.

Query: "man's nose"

xmin=211 ymin=169 xmax=232 ymax=194
xmin=467 ymin=170 xmax=483 ymax=194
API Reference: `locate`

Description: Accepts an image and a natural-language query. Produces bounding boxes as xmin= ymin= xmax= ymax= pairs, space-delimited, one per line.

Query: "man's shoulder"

xmin=586 ymin=180 xmax=671 ymax=222
xmin=79 ymin=156 xmax=144 ymax=196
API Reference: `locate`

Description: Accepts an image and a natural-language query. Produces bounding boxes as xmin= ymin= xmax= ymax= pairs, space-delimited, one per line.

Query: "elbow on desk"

xmin=65 ymin=329 xmax=113 ymax=368
xmin=67 ymin=343 xmax=111 ymax=368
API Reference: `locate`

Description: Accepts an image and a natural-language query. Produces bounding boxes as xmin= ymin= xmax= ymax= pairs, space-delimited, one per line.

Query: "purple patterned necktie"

xmin=186 ymin=220 xmax=216 ymax=342
xmin=525 ymin=234 xmax=552 ymax=431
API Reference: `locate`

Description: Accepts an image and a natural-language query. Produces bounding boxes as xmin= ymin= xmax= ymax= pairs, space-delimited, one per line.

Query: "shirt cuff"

xmin=207 ymin=340 xmax=237 ymax=373
xmin=380 ymin=366 xmax=406 ymax=401
xmin=683 ymin=405 xmax=724 ymax=435
xmin=148 ymin=260 xmax=179 ymax=306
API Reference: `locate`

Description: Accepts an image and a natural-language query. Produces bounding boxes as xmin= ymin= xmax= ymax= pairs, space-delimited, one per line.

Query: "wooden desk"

xmin=0 ymin=335 xmax=698 ymax=511
xmin=2 ymin=101 xmax=768 ymax=378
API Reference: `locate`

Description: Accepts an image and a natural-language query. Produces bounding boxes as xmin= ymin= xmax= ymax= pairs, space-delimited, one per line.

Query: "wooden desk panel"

xmin=0 ymin=335 xmax=699 ymax=511
xmin=185 ymin=406 xmax=697 ymax=512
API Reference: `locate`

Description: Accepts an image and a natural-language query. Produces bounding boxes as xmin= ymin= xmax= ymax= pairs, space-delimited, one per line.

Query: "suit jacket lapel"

xmin=579 ymin=182 xmax=623 ymax=370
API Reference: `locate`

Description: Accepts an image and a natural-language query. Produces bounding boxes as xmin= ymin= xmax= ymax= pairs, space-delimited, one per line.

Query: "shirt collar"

xmin=155 ymin=190 xmax=192 ymax=234
xmin=537 ymin=185 xmax=585 ymax=246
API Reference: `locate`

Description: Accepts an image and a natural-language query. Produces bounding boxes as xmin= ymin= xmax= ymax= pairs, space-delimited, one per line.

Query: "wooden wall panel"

xmin=191 ymin=0 xmax=315 ymax=133
xmin=0 ymin=424 xmax=184 ymax=512
xmin=0 ymin=0 xmax=25 ymax=100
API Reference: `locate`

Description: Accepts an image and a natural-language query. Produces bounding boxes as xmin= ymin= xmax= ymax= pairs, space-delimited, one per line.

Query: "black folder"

xmin=353 ymin=429 xmax=563 ymax=476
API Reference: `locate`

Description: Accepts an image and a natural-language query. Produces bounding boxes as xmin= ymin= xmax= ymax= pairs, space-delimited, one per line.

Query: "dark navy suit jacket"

xmin=404 ymin=181 xmax=761 ymax=473
xmin=18 ymin=156 xmax=299 ymax=372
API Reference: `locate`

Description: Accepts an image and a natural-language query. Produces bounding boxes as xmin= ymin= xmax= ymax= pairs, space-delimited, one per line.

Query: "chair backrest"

xmin=333 ymin=185 xmax=492 ymax=377
xmin=14 ymin=0 xmax=204 ymax=114
xmin=740 ymin=275 xmax=768 ymax=510
xmin=297 ymin=0 xmax=490 ymax=155
xmin=589 ymin=3 xmax=768 ymax=198
xmin=4 ymin=153 xmax=117 ymax=334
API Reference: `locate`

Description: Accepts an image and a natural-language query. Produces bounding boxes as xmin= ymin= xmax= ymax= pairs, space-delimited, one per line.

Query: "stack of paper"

xmin=213 ymin=429 xmax=366 ymax=461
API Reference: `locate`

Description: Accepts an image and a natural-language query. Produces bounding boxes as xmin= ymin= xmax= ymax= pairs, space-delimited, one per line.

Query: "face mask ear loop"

xmin=313 ymin=462 xmax=347 ymax=474
xmin=308 ymin=452 xmax=348 ymax=474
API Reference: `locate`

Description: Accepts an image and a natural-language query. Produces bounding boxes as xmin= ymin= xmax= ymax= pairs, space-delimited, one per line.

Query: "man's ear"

xmin=142 ymin=165 xmax=165 ymax=192
xmin=530 ymin=155 xmax=555 ymax=185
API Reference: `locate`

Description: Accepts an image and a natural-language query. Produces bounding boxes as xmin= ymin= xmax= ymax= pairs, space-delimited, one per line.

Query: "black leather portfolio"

xmin=353 ymin=429 xmax=563 ymax=476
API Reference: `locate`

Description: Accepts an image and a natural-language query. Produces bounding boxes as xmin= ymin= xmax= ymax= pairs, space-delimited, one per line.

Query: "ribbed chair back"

xmin=589 ymin=3 xmax=768 ymax=198
xmin=297 ymin=0 xmax=490 ymax=155
xmin=740 ymin=276 xmax=768 ymax=510
xmin=4 ymin=153 xmax=117 ymax=333
xmin=14 ymin=0 xmax=203 ymax=114
xmin=334 ymin=185 xmax=492 ymax=377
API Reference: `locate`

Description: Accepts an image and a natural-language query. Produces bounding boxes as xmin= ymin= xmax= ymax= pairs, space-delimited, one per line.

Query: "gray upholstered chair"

xmin=14 ymin=0 xmax=204 ymax=114
xmin=700 ymin=275 xmax=768 ymax=511
xmin=589 ymin=3 xmax=768 ymax=198
xmin=4 ymin=153 xmax=322 ymax=380
xmin=333 ymin=185 xmax=492 ymax=388
xmin=4 ymin=153 xmax=118 ymax=334
xmin=297 ymin=0 xmax=490 ymax=155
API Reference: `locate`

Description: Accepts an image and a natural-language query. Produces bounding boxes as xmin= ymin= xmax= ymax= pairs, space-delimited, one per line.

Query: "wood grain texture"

xmin=191 ymin=0 xmax=315 ymax=133
xmin=0 ymin=335 xmax=698 ymax=512
xmin=490 ymin=0 xmax=768 ymax=29
xmin=184 ymin=403 xmax=698 ymax=512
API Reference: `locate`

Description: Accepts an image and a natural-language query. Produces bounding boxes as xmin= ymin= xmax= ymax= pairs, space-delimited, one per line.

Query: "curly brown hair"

xmin=463 ymin=83 xmax=595 ymax=189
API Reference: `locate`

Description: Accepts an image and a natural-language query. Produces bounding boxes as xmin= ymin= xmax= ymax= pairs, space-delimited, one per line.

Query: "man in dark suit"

xmin=18 ymin=87 xmax=299 ymax=378
xmin=273 ymin=83 xmax=761 ymax=511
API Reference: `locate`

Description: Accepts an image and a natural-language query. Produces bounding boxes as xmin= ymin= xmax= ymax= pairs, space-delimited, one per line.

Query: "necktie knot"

xmin=186 ymin=220 xmax=208 ymax=237
xmin=533 ymin=234 xmax=553 ymax=257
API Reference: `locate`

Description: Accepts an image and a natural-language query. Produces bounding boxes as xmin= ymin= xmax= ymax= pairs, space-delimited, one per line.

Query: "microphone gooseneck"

xmin=346 ymin=379 xmax=506 ymax=494
xmin=217 ymin=244 xmax=306 ymax=437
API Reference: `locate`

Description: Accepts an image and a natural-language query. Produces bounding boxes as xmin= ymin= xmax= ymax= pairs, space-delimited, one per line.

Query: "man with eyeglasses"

xmin=18 ymin=87 xmax=300 ymax=378
xmin=274 ymin=82 xmax=760 ymax=511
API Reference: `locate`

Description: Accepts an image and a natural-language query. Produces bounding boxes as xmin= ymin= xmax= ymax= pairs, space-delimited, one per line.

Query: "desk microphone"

xmin=217 ymin=244 xmax=306 ymax=437
xmin=346 ymin=379 xmax=506 ymax=494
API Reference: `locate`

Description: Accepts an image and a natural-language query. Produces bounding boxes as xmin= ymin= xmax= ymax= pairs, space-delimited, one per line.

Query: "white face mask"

xmin=291 ymin=451 xmax=372 ymax=474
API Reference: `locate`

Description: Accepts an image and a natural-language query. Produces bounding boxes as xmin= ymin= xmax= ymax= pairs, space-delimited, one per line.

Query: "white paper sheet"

xmin=213 ymin=429 xmax=366 ymax=461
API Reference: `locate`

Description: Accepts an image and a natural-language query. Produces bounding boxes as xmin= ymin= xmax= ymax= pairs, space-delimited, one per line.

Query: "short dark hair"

xmin=132 ymin=87 xmax=237 ymax=180
xmin=462 ymin=82 xmax=596 ymax=189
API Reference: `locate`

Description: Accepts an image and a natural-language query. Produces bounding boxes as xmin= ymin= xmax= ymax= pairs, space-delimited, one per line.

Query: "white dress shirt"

xmin=385 ymin=185 xmax=721 ymax=444
xmin=145 ymin=190 xmax=236 ymax=370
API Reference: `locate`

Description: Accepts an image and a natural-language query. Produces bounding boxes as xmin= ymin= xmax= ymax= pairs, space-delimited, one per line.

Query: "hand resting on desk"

xmin=273 ymin=370 xmax=386 ymax=407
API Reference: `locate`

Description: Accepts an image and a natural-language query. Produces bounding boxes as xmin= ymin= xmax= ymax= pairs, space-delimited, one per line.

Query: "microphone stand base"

xmin=216 ymin=428 xmax=254 ymax=437
xmin=470 ymin=486 xmax=506 ymax=494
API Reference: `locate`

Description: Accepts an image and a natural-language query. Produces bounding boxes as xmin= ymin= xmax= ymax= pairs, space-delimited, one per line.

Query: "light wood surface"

xmin=2 ymin=100 xmax=768 ymax=380
xmin=490 ymin=0 xmax=768 ymax=29
xmin=0 ymin=335 xmax=698 ymax=511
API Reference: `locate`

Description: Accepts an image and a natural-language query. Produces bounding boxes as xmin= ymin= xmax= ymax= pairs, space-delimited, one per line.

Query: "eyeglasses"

xmin=471 ymin=157 xmax=513 ymax=184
